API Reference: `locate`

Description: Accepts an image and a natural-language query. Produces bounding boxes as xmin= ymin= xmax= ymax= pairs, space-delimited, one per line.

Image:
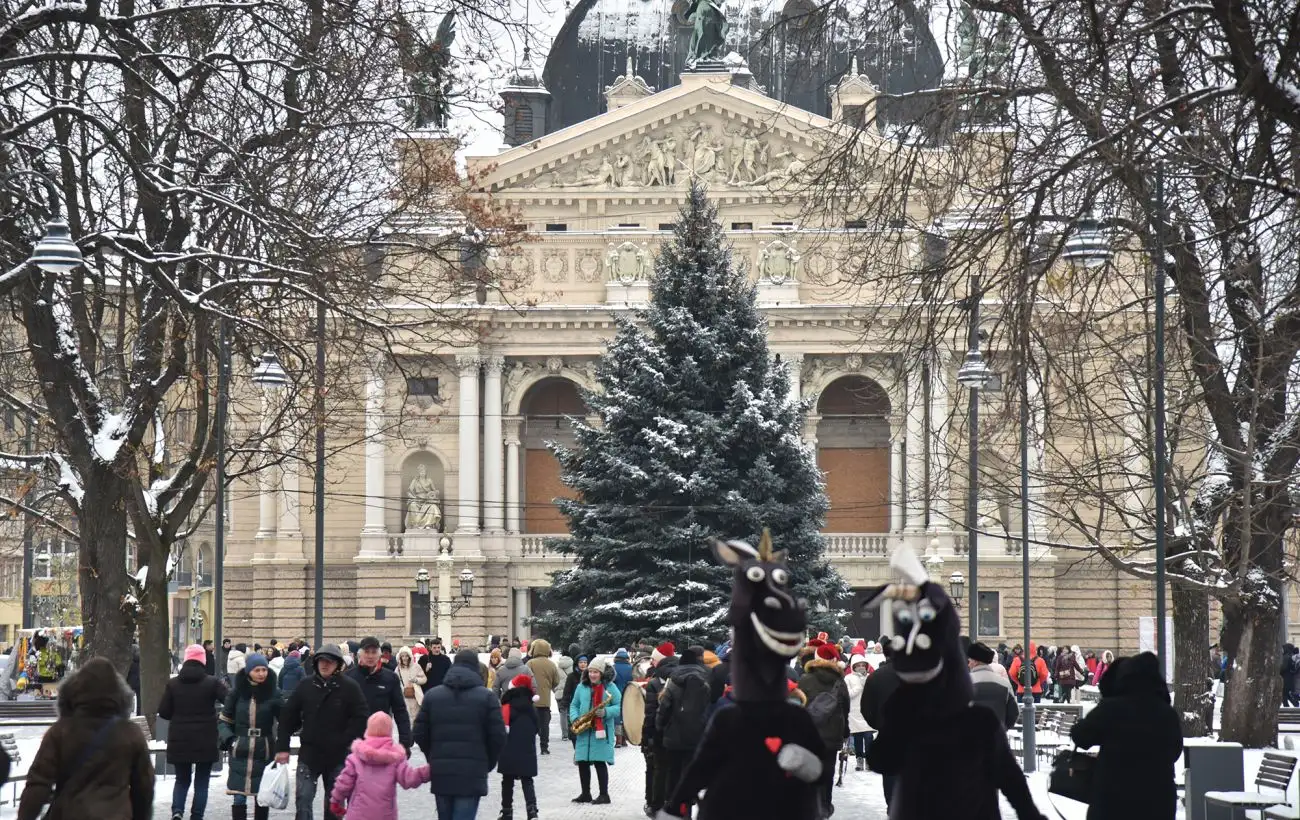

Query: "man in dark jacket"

xmin=641 ymin=642 xmax=678 ymax=815
xmin=380 ymin=641 xmax=398 ymax=672
xmin=203 ymin=640 xmax=217 ymax=676
xmin=412 ymin=649 xmax=507 ymax=819
xmin=276 ymin=644 xmax=368 ymax=820
xmin=708 ymin=643 xmax=731 ymax=703
xmin=656 ymin=646 xmax=711 ymax=814
xmin=345 ymin=636 xmax=412 ymax=750
xmin=797 ymin=643 xmax=851 ymax=816
xmin=968 ymin=642 xmax=1019 ymax=730
xmin=421 ymin=638 xmax=452 ymax=692
xmin=862 ymin=638 xmax=902 ymax=811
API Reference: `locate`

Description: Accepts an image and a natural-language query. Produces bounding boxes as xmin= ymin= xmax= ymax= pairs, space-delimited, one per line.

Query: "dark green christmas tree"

xmin=530 ymin=186 xmax=844 ymax=649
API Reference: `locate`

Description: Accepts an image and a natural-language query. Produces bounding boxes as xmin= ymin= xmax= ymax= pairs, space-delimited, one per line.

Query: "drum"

xmin=622 ymin=681 xmax=646 ymax=746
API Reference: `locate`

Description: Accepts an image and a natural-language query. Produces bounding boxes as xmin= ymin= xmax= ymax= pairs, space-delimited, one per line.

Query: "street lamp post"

xmin=213 ymin=321 xmax=229 ymax=650
xmin=313 ymin=300 xmax=326 ymax=648
xmin=1151 ymin=165 xmax=1169 ymax=673
xmin=415 ymin=536 xmax=475 ymax=641
xmin=957 ymin=273 xmax=993 ymax=640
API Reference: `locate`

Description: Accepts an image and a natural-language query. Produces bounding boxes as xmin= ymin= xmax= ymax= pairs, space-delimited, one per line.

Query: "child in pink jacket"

xmin=330 ymin=712 xmax=430 ymax=819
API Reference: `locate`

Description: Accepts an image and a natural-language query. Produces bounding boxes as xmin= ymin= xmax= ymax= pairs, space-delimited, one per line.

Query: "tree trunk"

xmin=137 ymin=567 xmax=172 ymax=737
xmin=1221 ymin=599 xmax=1282 ymax=746
xmin=1172 ymin=582 xmax=1211 ymax=736
xmin=78 ymin=472 xmax=135 ymax=674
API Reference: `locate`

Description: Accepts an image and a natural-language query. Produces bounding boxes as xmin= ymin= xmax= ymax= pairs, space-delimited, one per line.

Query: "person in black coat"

xmin=345 ymin=637 xmax=412 ymax=750
xmin=708 ymin=646 xmax=730 ymax=703
xmin=127 ymin=644 xmax=142 ymax=715
xmin=498 ymin=675 xmax=540 ymax=820
xmin=276 ymin=644 xmax=368 ymax=820
xmin=159 ymin=644 xmax=228 ymax=820
xmin=203 ymin=640 xmax=217 ymax=677
xmin=1071 ymin=653 xmax=1183 ymax=820
xmin=420 ymin=640 xmax=452 ymax=692
xmin=412 ymin=650 xmax=507 ymax=817
xmin=861 ymin=638 xmax=902 ymax=810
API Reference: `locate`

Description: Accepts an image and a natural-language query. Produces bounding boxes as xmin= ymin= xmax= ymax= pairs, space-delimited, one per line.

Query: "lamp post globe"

xmin=415 ymin=567 xmax=431 ymax=597
xmin=31 ymin=217 xmax=83 ymax=274
xmin=1062 ymin=217 xmax=1114 ymax=268
xmin=956 ymin=348 xmax=993 ymax=390
xmin=459 ymin=568 xmax=474 ymax=600
xmin=250 ymin=351 xmax=288 ymax=389
xmin=949 ymin=570 xmax=966 ymax=605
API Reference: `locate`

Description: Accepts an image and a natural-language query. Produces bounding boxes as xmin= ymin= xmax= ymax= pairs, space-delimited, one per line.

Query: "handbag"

xmin=1048 ymin=748 xmax=1094 ymax=804
xmin=404 ymin=683 xmax=415 ymax=699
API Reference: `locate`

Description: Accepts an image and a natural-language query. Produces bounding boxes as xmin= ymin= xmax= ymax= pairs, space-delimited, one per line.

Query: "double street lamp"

xmin=415 ymin=536 xmax=475 ymax=641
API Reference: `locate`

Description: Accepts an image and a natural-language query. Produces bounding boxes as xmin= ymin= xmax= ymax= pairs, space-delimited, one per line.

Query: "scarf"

xmin=591 ymin=682 xmax=606 ymax=733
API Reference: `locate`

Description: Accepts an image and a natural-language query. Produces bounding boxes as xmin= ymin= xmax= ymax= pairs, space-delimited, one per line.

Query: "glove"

xmin=330 ymin=801 xmax=347 ymax=818
xmin=776 ymin=743 xmax=823 ymax=783
xmin=595 ymin=708 xmax=606 ymax=717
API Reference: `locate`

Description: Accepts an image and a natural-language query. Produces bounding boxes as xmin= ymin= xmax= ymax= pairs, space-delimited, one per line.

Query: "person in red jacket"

xmin=1007 ymin=644 xmax=1051 ymax=702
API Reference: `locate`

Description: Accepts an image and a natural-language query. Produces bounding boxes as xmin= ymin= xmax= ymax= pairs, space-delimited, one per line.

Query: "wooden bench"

xmin=0 ymin=700 xmax=58 ymax=724
xmin=1034 ymin=711 xmax=1080 ymax=771
xmin=1278 ymin=708 xmax=1300 ymax=744
xmin=1206 ymin=752 xmax=1298 ymax=819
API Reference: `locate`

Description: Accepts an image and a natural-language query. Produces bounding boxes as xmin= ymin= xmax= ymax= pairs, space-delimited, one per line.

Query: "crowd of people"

xmin=9 ymin=627 xmax=1184 ymax=820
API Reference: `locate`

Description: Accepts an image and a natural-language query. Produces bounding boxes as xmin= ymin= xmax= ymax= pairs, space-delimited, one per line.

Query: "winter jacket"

xmin=555 ymin=651 xmax=575 ymax=691
xmin=490 ymin=652 xmax=534 ymax=700
xmin=1071 ymin=653 xmax=1182 ymax=820
xmin=497 ymin=686 xmax=540 ymax=778
xmin=797 ymin=657 xmax=852 ymax=747
xmin=656 ymin=661 xmax=711 ymax=752
xmin=1054 ymin=650 xmax=1082 ymax=686
xmin=420 ymin=653 xmax=451 ymax=692
xmin=395 ymin=650 xmax=426 ymax=719
xmin=279 ymin=655 xmax=307 ymax=693
xmin=526 ymin=640 xmax=562 ymax=709
xmin=345 ymin=663 xmax=412 ymax=749
xmin=844 ymin=658 xmax=872 ymax=734
xmin=206 ymin=650 xmax=217 ymax=677
xmin=970 ymin=663 xmax=1020 ymax=730
xmin=861 ymin=659 xmax=900 ymax=731
xmin=16 ymin=657 xmax=153 ymax=820
xmin=613 ymin=658 xmax=634 ymax=693
xmin=569 ymin=678 xmax=622 ymax=764
xmin=219 ymin=668 xmax=281 ymax=796
xmin=1008 ymin=650 xmax=1050 ymax=695
xmin=641 ymin=656 xmax=678 ymax=748
xmin=158 ymin=660 xmax=228 ymax=765
xmin=329 ymin=736 xmax=429 ymax=820
xmin=412 ymin=662 xmax=506 ymax=797
xmin=278 ymin=666 xmax=369 ymax=775
xmin=226 ymin=648 xmax=246 ymax=676
xmin=708 ymin=657 xmax=731 ymax=703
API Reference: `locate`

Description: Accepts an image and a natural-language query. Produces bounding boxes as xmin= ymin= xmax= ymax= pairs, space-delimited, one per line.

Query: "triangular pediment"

xmin=471 ymin=76 xmax=840 ymax=196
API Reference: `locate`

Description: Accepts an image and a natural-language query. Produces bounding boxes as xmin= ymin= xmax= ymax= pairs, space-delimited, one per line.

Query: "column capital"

xmin=503 ymin=416 xmax=523 ymax=444
xmin=482 ymin=355 xmax=506 ymax=375
xmin=455 ymin=353 xmax=481 ymax=375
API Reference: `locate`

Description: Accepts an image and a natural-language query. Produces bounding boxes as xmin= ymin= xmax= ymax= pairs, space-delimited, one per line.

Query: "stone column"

xmin=362 ymin=363 xmax=387 ymax=533
xmin=513 ymin=587 xmax=531 ymax=640
xmin=278 ymin=427 xmax=301 ymax=538
xmin=482 ymin=356 xmax=505 ymax=533
xmin=928 ymin=353 xmax=953 ymax=532
xmin=256 ymin=392 xmax=278 ymax=538
xmin=803 ymin=415 xmax=820 ymax=467
xmin=456 ymin=354 xmax=481 ymax=533
xmin=504 ymin=417 xmax=522 ymax=534
xmin=904 ymin=372 xmax=926 ymax=532
xmin=785 ymin=353 xmax=804 ymax=405
xmin=890 ymin=418 xmax=905 ymax=533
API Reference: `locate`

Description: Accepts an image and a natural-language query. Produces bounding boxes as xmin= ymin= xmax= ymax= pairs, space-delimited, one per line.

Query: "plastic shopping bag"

xmin=257 ymin=761 xmax=291 ymax=811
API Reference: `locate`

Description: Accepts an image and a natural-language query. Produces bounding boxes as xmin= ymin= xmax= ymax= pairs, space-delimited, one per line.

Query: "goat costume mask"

xmin=861 ymin=547 xmax=1045 ymax=820
xmin=656 ymin=530 xmax=826 ymax=820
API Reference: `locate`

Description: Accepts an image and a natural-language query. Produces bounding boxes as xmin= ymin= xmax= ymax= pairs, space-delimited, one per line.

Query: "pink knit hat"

xmin=366 ymin=711 xmax=394 ymax=738
xmin=183 ymin=644 xmax=207 ymax=665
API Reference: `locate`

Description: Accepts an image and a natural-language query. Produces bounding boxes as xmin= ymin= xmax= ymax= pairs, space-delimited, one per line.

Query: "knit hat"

xmin=245 ymin=653 xmax=270 ymax=672
xmin=652 ymin=642 xmax=675 ymax=663
xmin=454 ymin=649 xmax=479 ymax=667
xmin=589 ymin=657 xmax=608 ymax=674
xmin=615 ymin=648 xmax=630 ymax=660
xmin=508 ymin=647 xmax=523 ymax=662
xmin=511 ymin=674 xmax=540 ymax=702
xmin=968 ymin=642 xmax=996 ymax=665
xmin=814 ymin=644 xmax=840 ymax=663
xmin=412 ymin=645 xmax=429 ymax=656
xmin=366 ymin=711 xmax=394 ymax=738
xmin=183 ymin=644 xmax=207 ymax=665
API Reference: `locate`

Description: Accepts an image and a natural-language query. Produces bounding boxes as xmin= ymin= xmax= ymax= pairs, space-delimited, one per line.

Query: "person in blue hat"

xmin=219 ymin=653 xmax=280 ymax=820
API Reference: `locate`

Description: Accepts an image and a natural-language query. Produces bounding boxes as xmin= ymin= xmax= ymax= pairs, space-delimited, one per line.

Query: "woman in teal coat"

xmin=568 ymin=657 xmax=622 ymax=804
xmin=218 ymin=653 xmax=280 ymax=820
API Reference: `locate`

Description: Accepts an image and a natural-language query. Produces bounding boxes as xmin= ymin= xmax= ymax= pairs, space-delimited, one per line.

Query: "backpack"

xmin=1019 ymin=658 xmax=1038 ymax=689
xmin=666 ymin=673 xmax=711 ymax=750
xmin=806 ymin=691 xmax=844 ymax=750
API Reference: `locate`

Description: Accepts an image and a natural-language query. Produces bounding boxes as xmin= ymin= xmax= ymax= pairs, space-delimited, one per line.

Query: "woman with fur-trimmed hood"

xmin=17 ymin=657 xmax=154 ymax=820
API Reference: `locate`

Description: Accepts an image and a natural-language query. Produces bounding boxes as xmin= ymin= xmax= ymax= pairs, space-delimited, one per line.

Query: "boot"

xmin=572 ymin=793 xmax=593 ymax=803
xmin=231 ymin=805 xmax=247 ymax=820
xmin=856 ymin=757 xmax=865 ymax=771
xmin=254 ymin=806 xmax=269 ymax=820
xmin=498 ymin=811 xmax=513 ymax=820
xmin=593 ymin=793 xmax=612 ymax=805
xmin=526 ymin=803 xmax=539 ymax=820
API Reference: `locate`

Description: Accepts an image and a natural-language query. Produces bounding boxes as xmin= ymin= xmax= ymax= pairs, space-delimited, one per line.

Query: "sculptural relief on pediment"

xmin=528 ymin=119 xmax=813 ymax=192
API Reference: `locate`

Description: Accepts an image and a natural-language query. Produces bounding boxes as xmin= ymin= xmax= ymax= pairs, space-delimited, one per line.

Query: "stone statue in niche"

xmin=404 ymin=464 xmax=443 ymax=530
xmin=757 ymin=240 xmax=800 ymax=283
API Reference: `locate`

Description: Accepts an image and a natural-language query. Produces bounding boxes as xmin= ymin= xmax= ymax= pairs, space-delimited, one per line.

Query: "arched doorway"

xmin=520 ymin=378 xmax=585 ymax=534
xmin=817 ymin=376 xmax=891 ymax=533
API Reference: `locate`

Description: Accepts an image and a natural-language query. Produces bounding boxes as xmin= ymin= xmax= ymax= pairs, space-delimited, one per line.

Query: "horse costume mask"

xmin=655 ymin=529 xmax=826 ymax=820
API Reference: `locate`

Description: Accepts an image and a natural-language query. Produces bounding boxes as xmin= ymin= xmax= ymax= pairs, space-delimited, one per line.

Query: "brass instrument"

xmin=570 ymin=691 xmax=613 ymax=735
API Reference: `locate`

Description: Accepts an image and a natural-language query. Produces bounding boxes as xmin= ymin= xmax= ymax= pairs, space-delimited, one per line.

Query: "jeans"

xmin=535 ymin=706 xmax=551 ymax=752
xmin=558 ymin=699 xmax=571 ymax=739
xmin=295 ymin=760 xmax=344 ymax=820
xmin=434 ymin=794 xmax=481 ymax=820
xmin=850 ymin=730 xmax=874 ymax=758
xmin=173 ymin=761 xmax=214 ymax=818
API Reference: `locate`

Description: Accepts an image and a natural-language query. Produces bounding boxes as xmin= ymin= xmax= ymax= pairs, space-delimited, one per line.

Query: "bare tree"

xmin=781 ymin=0 xmax=1299 ymax=744
xmin=0 ymin=0 xmax=523 ymax=727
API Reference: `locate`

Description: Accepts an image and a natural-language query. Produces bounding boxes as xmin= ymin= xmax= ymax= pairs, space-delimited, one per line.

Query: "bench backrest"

xmin=1256 ymin=753 xmax=1297 ymax=793
xmin=128 ymin=715 xmax=152 ymax=741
